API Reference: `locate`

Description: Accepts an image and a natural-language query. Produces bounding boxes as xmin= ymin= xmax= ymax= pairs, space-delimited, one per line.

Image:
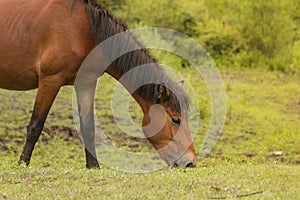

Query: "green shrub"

xmin=102 ymin=0 xmax=300 ymax=74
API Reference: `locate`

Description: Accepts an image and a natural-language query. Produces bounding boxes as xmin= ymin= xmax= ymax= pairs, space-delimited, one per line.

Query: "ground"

xmin=1 ymin=68 xmax=300 ymax=199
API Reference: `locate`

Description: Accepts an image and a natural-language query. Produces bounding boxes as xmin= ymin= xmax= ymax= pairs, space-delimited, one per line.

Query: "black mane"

xmin=80 ymin=0 xmax=190 ymax=112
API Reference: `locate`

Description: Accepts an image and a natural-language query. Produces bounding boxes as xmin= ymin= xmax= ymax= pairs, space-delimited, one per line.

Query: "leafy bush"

xmin=101 ymin=0 xmax=300 ymax=73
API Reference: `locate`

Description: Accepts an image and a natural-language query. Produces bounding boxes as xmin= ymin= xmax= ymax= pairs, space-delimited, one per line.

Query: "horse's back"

xmin=0 ymin=0 xmax=45 ymax=89
xmin=0 ymin=0 xmax=91 ymax=90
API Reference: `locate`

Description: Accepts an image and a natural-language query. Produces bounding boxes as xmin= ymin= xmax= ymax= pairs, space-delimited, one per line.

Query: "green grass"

xmin=1 ymin=68 xmax=300 ymax=199
xmin=1 ymin=157 xmax=300 ymax=199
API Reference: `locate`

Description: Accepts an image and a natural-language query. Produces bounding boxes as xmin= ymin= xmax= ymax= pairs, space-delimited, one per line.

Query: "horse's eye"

xmin=171 ymin=117 xmax=181 ymax=126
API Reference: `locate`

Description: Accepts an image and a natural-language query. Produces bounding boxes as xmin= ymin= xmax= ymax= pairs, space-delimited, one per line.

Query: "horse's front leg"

xmin=75 ymin=81 xmax=99 ymax=169
xmin=18 ymin=77 xmax=61 ymax=166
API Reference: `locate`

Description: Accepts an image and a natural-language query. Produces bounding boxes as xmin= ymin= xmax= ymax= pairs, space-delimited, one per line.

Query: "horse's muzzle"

xmin=172 ymin=153 xmax=196 ymax=168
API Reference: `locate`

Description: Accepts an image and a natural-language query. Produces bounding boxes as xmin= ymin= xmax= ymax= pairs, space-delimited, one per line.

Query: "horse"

xmin=0 ymin=0 xmax=196 ymax=168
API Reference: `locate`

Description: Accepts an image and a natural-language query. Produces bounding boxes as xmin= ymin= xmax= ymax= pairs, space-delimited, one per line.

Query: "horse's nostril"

xmin=174 ymin=163 xmax=179 ymax=168
xmin=185 ymin=162 xmax=196 ymax=168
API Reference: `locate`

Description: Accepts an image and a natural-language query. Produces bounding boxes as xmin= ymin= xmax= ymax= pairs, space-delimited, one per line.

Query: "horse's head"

xmin=142 ymin=82 xmax=196 ymax=168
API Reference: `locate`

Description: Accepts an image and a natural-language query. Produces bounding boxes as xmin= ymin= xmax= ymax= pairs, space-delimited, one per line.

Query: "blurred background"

xmin=101 ymin=0 xmax=300 ymax=74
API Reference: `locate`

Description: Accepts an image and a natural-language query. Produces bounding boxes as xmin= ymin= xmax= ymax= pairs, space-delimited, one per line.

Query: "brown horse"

xmin=0 ymin=0 xmax=196 ymax=168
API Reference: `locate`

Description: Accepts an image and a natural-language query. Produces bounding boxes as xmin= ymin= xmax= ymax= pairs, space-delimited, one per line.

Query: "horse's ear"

xmin=177 ymin=80 xmax=184 ymax=87
xmin=157 ymin=84 xmax=170 ymax=101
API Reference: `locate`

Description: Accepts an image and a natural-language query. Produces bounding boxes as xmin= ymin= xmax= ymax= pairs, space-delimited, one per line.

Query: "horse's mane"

xmin=79 ymin=0 xmax=190 ymax=112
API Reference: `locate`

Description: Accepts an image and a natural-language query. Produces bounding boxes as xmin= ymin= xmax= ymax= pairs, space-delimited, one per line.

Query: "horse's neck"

xmin=105 ymin=66 xmax=151 ymax=115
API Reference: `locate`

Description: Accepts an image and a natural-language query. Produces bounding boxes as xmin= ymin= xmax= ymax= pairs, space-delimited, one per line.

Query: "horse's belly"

xmin=0 ymin=65 xmax=38 ymax=90
xmin=0 ymin=0 xmax=46 ymax=90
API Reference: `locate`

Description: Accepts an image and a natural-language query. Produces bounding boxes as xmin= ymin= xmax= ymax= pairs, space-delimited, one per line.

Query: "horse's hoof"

xmin=86 ymin=163 xmax=100 ymax=169
xmin=18 ymin=160 xmax=30 ymax=167
xmin=18 ymin=154 xmax=30 ymax=166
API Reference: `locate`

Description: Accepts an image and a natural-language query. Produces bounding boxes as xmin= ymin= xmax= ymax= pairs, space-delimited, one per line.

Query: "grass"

xmin=1 ymin=157 xmax=300 ymax=199
xmin=1 ymin=68 xmax=300 ymax=199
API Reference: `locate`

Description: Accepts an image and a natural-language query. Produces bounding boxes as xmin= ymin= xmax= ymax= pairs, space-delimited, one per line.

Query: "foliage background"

xmin=102 ymin=0 xmax=300 ymax=73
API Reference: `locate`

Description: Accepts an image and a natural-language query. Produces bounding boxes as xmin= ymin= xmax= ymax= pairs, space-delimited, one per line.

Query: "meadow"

xmin=1 ymin=68 xmax=300 ymax=199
